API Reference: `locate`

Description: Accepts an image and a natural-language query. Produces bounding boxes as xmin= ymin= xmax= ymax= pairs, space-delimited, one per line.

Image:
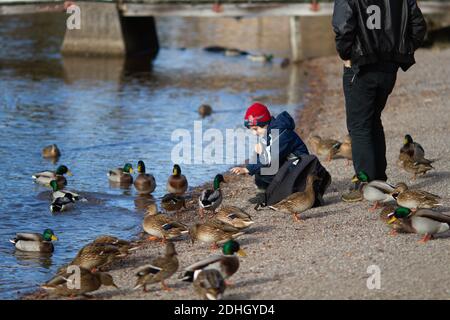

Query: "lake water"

xmin=0 ymin=14 xmax=308 ymax=299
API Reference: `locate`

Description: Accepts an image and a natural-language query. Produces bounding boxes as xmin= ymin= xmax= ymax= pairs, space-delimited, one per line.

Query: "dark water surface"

xmin=0 ymin=14 xmax=308 ymax=299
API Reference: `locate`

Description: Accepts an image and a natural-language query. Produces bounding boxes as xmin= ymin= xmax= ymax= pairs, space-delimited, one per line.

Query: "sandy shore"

xmin=25 ymin=47 xmax=450 ymax=300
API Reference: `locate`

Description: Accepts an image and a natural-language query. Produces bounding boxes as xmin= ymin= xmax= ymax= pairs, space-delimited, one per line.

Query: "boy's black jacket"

xmin=332 ymin=0 xmax=427 ymax=71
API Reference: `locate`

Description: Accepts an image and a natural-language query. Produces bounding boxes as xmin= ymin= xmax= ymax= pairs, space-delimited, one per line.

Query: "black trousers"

xmin=255 ymin=173 xmax=273 ymax=190
xmin=343 ymin=66 xmax=397 ymax=181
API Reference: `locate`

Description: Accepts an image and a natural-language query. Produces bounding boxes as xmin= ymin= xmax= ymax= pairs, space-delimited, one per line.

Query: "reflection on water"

xmin=0 ymin=13 xmax=308 ymax=299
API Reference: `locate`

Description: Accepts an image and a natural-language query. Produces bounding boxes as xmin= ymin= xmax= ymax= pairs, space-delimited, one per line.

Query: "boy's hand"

xmin=230 ymin=167 xmax=249 ymax=175
xmin=254 ymin=143 xmax=263 ymax=154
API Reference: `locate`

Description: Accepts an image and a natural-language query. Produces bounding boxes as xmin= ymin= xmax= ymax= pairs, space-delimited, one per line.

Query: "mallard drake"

xmin=199 ymin=174 xmax=225 ymax=217
xmin=134 ymin=160 xmax=156 ymax=194
xmin=181 ymin=239 xmax=245 ymax=284
xmin=193 ymin=269 xmax=226 ymax=300
xmin=352 ymin=171 xmax=396 ymax=211
xmin=198 ymin=104 xmax=213 ymax=117
xmin=50 ymin=193 xmax=76 ymax=213
xmin=167 ymin=164 xmax=188 ymax=195
xmin=189 ymin=220 xmax=244 ymax=250
xmin=32 ymin=165 xmax=72 ymax=188
xmin=269 ymin=175 xmax=318 ymax=221
xmin=134 ymin=242 xmax=179 ymax=292
xmin=388 ymin=207 xmax=450 ymax=242
xmin=400 ymin=134 xmax=432 ymax=165
xmin=336 ymin=135 xmax=352 ymax=165
xmin=10 ymin=229 xmax=57 ymax=253
xmin=142 ymin=206 xmax=189 ymax=242
xmin=379 ymin=205 xmax=415 ymax=235
xmin=392 ymin=182 xmax=442 ymax=210
xmin=107 ymin=163 xmax=133 ymax=185
xmin=308 ymin=135 xmax=341 ymax=161
xmin=398 ymin=157 xmax=433 ymax=180
xmin=42 ymin=144 xmax=61 ymax=159
xmin=215 ymin=206 xmax=254 ymax=229
xmin=50 ymin=180 xmax=85 ymax=202
xmin=161 ymin=193 xmax=186 ymax=214
xmin=42 ymin=267 xmax=117 ymax=297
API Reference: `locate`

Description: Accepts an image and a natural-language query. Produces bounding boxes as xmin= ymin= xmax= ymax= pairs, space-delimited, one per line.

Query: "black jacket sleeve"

xmin=408 ymin=0 xmax=427 ymax=51
xmin=332 ymin=0 xmax=357 ymax=61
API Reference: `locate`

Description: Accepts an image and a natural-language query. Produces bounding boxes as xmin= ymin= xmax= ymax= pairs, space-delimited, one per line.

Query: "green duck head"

xmin=222 ymin=240 xmax=246 ymax=257
xmin=387 ymin=207 xmax=411 ymax=224
xmin=213 ymin=174 xmax=225 ymax=190
xmin=43 ymin=229 xmax=58 ymax=242
xmin=123 ymin=163 xmax=133 ymax=174
xmin=404 ymin=134 xmax=413 ymax=145
xmin=50 ymin=180 xmax=59 ymax=192
xmin=56 ymin=165 xmax=72 ymax=176
xmin=352 ymin=171 xmax=369 ymax=183
xmin=137 ymin=160 xmax=146 ymax=174
xmin=172 ymin=164 xmax=181 ymax=176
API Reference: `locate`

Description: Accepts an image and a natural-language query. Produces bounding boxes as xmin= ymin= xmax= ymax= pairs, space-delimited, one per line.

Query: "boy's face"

xmin=249 ymin=125 xmax=267 ymax=137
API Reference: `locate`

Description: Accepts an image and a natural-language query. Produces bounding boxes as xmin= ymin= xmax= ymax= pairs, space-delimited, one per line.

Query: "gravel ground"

xmin=27 ymin=47 xmax=450 ymax=300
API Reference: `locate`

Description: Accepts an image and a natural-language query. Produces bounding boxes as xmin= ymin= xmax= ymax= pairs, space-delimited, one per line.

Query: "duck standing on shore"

xmin=193 ymin=269 xmax=226 ymax=300
xmin=269 ymin=175 xmax=318 ymax=221
xmin=32 ymin=165 xmax=72 ymax=188
xmin=167 ymin=164 xmax=188 ymax=195
xmin=391 ymin=182 xmax=442 ymax=210
xmin=161 ymin=193 xmax=186 ymax=216
xmin=134 ymin=160 xmax=156 ymax=194
xmin=351 ymin=171 xmax=395 ymax=211
xmin=387 ymin=207 xmax=450 ymax=242
xmin=42 ymin=267 xmax=118 ymax=298
xmin=215 ymin=206 xmax=254 ymax=229
xmin=308 ymin=135 xmax=341 ymax=161
xmin=134 ymin=242 xmax=179 ymax=292
xmin=189 ymin=220 xmax=245 ymax=250
xmin=142 ymin=203 xmax=189 ymax=242
xmin=181 ymin=240 xmax=246 ymax=285
xmin=400 ymin=134 xmax=433 ymax=165
xmin=398 ymin=157 xmax=433 ymax=180
xmin=107 ymin=163 xmax=133 ymax=185
xmin=10 ymin=229 xmax=57 ymax=253
xmin=199 ymin=174 xmax=225 ymax=217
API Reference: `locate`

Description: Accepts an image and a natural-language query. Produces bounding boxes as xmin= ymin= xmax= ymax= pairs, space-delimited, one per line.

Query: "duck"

xmin=398 ymin=157 xmax=433 ymax=179
xmin=134 ymin=242 xmax=179 ymax=292
xmin=42 ymin=144 xmax=61 ymax=159
xmin=42 ymin=267 xmax=117 ymax=297
xmin=400 ymin=134 xmax=432 ymax=165
xmin=308 ymin=135 xmax=341 ymax=161
xmin=335 ymin=135 xmax=352 ymax=165
xmin=352 ymin=171 xmax=396 ymax=211
xmin=50 ymin=180 xmax=85 ymax=202
xmin=379 ymin=205 xmax=415 ymax=235
xmin=193 ymin=269 xmax=226 ymax=300
xmin=10 ymin=229 xmax=57 ymax=253
xmin=161 ymin=193 xmax=186 ymax=214
xmin=134 ymin=160 xmax=156 ymax=194
xmin=391 ymin=182 xmax=442 ymax=210
xmin=189 ymin=220 xmax=245 ymax=250
xmin=91 ymin=235 xmax=140 ymax=252
xmin=181 ymin=240 xmax=246 ymax=284
xmin=142 ymin=205 xmax=189 ymax=242
xmin=32 ymin=165 xmax=72 ymax=188
xmin=198 ymin=104 xmax=213 ymax=117
xmin=199 ymin=174 xmax=225 ymax=217
xmin=166 ymin=164 xmax=188 ymax=195
xmin=107 ymin=163 xmax=133 ymax=185
xmin=60 ymin=242 xmax=128 ymax=273
xmin=387 ymin=207 xmax=450 ymax=242
xmin=215 ymin=206 xmax=254 ymax=229
xmin=268 ymin=175 xmax=318 ymax=221
xmin=50 ymin=193 xmax=76 ymax=213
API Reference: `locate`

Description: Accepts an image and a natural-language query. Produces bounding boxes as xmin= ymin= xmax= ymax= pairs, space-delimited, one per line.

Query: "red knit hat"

xmin=244 ymin=102 xmax=271 ymax=128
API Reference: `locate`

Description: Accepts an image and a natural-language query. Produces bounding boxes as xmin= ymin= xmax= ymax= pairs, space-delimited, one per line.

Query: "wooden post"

xmin=61 ymin=2 xmax=159 ymax=59
xmin=290 ymin=16 xmax=303 ymax=62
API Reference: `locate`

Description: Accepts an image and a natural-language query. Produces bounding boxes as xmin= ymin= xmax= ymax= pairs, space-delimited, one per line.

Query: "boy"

xmin=230 ymin=102 xmax=309 ymax=203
